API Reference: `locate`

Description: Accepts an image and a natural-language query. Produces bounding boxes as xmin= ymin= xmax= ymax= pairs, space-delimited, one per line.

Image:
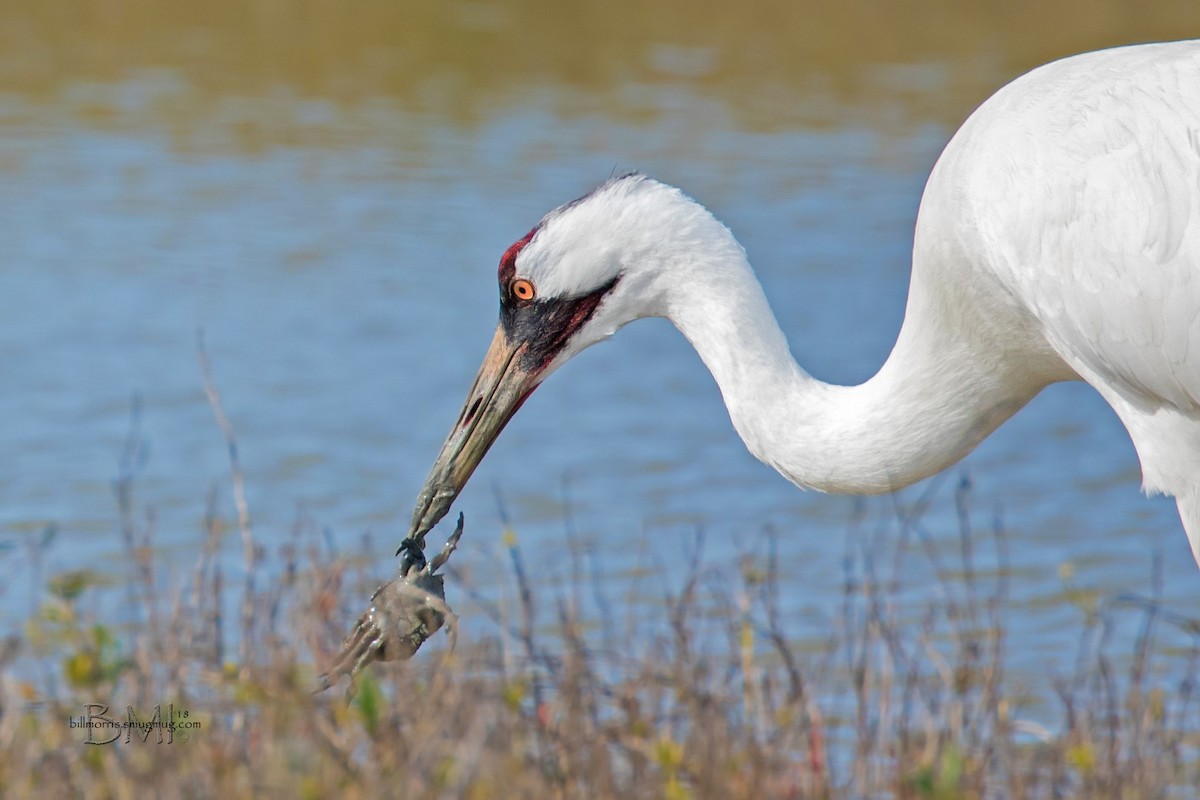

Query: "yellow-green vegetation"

xmin=2 ymin=484 xmax=1197 ymax=800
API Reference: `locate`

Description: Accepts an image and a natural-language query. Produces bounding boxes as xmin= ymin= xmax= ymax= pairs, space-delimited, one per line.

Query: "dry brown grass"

xmin=2 ymin=472 xmax=1198 ymax=799
xmin=1 ymin=381 xmax=1197 ymax=799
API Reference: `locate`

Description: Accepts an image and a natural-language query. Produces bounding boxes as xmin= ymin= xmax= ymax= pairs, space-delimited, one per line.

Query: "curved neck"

xmin=661 ymin=245 xmax=1036 ymax=494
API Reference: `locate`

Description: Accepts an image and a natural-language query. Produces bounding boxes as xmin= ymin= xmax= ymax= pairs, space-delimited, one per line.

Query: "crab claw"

xmin=395 ymin=538 xmax=428 ymax=575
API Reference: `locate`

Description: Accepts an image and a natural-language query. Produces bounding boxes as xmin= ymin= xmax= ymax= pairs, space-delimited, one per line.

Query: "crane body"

xmin=404 ymin=41 xmax=1200 ymax=568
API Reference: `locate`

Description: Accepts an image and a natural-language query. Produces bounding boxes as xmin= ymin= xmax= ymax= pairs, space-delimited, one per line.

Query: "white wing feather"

xmin=923 ymin=42 xmax=1200 ymax=551
xmin=964 ymin=43 xmax=1200 ymax=411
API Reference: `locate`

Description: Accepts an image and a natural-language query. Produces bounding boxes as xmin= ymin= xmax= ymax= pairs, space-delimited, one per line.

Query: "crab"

xmin=316 ymin=513 xmax=463 ymax=694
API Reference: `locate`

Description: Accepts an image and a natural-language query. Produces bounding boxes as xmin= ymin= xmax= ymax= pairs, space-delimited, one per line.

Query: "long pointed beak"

xmin=408 ymin=325 xmax=539 ymax=541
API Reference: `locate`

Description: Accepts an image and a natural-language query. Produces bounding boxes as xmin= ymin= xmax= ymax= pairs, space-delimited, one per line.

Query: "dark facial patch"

xmin=498 ymin=226 xmax=538 ymax=287
xmin=499 ymin=275 xmax=620 ymax=375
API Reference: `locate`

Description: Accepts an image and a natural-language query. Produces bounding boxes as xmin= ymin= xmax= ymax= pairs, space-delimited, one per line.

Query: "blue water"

xmin=0 ymin=77 xmax=1193 ymax=676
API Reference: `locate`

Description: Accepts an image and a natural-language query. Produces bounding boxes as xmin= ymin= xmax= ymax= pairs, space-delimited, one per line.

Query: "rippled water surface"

xmin=1 ymin=1 xmax=1197 ymax=673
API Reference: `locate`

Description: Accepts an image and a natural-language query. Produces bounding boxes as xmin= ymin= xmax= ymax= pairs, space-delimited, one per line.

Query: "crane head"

xmin=408 ymin=174 xmax=675 ymax=540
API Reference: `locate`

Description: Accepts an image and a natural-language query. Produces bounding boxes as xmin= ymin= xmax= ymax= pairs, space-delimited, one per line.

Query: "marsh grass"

xmin=1 ymin=392 xmax=1197 ymax=798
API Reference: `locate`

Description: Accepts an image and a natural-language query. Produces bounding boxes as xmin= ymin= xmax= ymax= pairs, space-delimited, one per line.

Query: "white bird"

xmin=404 ymin=40 xmax=1200 ymax=569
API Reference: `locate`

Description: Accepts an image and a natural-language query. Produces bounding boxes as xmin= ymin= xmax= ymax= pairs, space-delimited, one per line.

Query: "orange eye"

xmin=511 ymin=278 xmax=536 ymax=302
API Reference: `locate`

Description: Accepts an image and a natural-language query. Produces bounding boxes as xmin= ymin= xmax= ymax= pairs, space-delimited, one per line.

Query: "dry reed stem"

xmin=2 ymin=395 xmax=1197 ymax=797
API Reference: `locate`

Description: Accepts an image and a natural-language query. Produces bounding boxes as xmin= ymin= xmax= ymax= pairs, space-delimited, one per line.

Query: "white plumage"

xmin=410 ymin=41 xmax=1200 ymax=567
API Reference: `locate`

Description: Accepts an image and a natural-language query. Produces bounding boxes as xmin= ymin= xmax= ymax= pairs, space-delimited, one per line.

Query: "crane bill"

xmin=408 ymin=324 xmax=538 ymax=541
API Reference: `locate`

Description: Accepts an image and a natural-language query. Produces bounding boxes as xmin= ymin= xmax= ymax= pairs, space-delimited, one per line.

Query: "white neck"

xmin=659 ymin=230 xmax=1039 ymax=494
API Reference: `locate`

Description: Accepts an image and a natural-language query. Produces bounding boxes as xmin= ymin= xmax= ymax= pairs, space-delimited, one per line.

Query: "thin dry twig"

xmin=196 ymin=331 xmax=257 ymax=665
